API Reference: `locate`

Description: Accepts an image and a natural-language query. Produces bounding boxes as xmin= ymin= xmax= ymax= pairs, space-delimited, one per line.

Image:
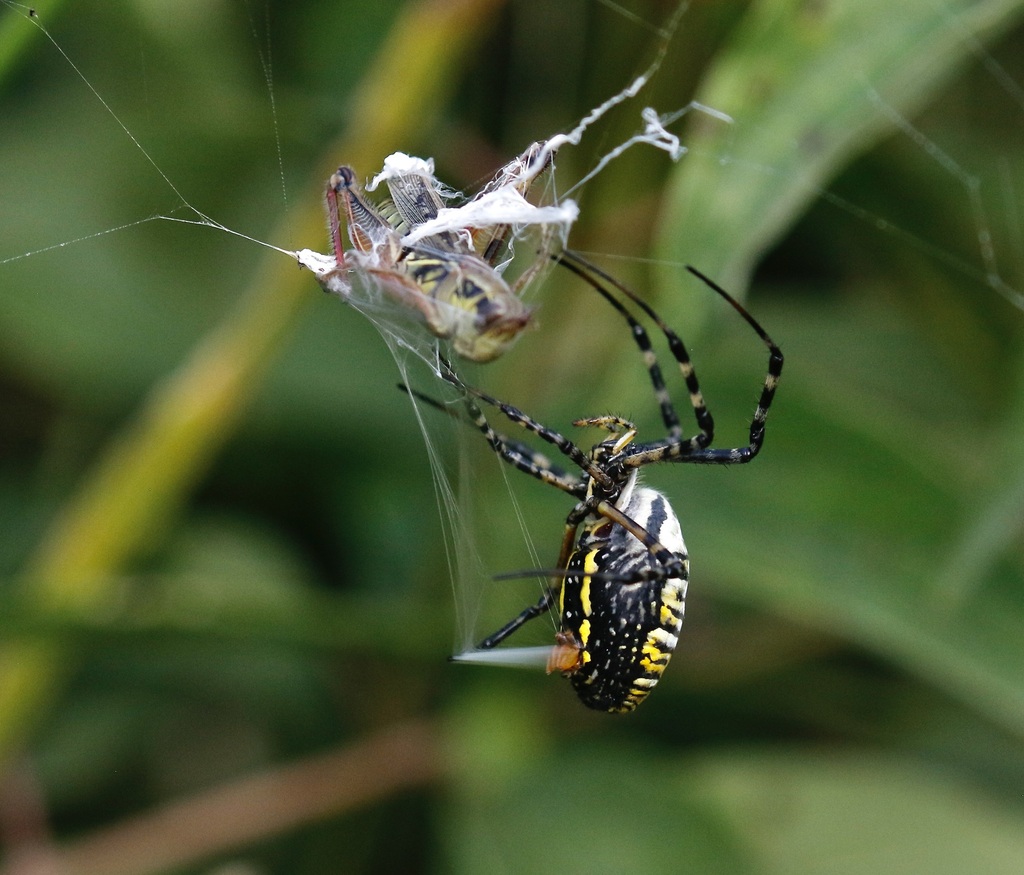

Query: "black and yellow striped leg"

xmin=560 ymin=498 xmax=687 ymax=583
xmin=400 ymin=382 xmax=580 ymax=491
xmin=556 ymin=250 xmax=715 ymax=446
xmin=437 ymin=358 xmax=606 ymax=495
xmin=592 ymin=499 xmax=688 ymax=580
xmin=627 ymin=266 xmax=784 ymax=467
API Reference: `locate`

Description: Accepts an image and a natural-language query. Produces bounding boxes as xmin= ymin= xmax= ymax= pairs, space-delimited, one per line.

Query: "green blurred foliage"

xmin=2 ymin=0 xmax=1024 ymax=873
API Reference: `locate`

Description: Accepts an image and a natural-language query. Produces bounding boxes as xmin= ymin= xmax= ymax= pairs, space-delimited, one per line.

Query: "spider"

xmin=427 ymin=251 xmax=783 ymax=712
xmin=315 ymin=146 xmax=561 ymax=363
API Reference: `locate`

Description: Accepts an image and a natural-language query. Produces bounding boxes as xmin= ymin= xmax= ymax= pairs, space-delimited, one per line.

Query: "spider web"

xmin=1 ymin=0 xmax=1022 ymax=676
xmin=293 ymin=8 xmax=721 ymax=665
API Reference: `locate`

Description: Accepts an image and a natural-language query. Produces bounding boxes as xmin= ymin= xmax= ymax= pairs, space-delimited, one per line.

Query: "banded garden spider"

xmin=433 ymin=251 xmax=783 ymax=712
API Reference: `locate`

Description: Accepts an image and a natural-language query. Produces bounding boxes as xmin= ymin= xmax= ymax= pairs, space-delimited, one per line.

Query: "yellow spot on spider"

xmin=659 ymin=588 xmax=685 ymax=627
xmin=578 ymin=618 xmax=591 ymax=645
xmin=581 ymin=550 xmax=600 ymax=616
xmin=639 ymin=640 xmax=669 ymax=674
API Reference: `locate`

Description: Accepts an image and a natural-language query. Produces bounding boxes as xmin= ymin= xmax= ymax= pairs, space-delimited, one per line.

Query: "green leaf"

xmin=657 ymin=0 xmax=1024 ymax=292
xmin=689 ymin=749 xmax=1024 ymax=875
xmin=445 ymin=732 xmax=1024 ymax=875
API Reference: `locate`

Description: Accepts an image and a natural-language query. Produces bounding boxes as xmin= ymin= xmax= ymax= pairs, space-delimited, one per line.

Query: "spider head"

xmin=571 ymin=416 xmax=637 ymax=494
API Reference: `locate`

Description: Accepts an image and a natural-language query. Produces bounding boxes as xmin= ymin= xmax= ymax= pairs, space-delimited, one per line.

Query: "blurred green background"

xmin=2 ymin=0 xmax=1024 ymax=872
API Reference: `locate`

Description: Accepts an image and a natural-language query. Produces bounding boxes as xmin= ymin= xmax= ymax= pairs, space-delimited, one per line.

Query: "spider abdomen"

xmin=559 ymin=486 xmax=688 ymax=713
